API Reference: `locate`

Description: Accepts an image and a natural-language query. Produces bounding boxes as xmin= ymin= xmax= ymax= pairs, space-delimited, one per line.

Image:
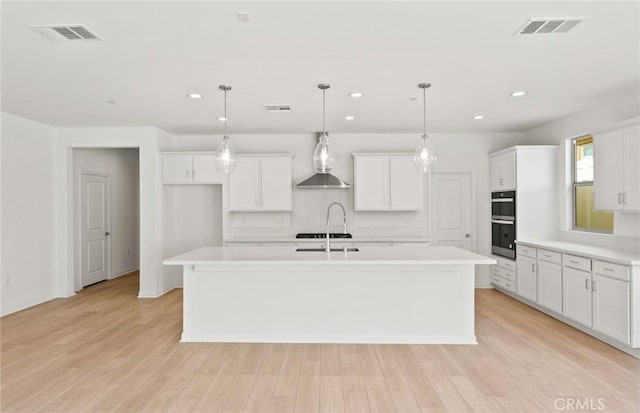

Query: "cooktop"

xmin=295 ymin=233 xmax=353 ymax=239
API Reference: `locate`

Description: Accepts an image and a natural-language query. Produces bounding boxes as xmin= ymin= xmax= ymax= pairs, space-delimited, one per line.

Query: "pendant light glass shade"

xmin=215 ymin=135 xmax=236 ymax=174
xmin=313 ymin=134 xmax=334 ymax=172
xmin=313 ymin=84 xmax=334 ymax=173
xmin=215 ymin=85 xmax=236 ymax=174
xmin=414 ymin=82 xmax=436 ymax=172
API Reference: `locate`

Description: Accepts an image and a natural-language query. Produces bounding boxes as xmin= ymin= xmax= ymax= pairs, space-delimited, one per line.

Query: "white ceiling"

xmin=1 ymin=1 xmax=639 ymax=134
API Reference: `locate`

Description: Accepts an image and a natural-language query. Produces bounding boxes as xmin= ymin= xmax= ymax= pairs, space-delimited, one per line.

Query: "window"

xmin=573 ymin=136 xmax=613 ymax=233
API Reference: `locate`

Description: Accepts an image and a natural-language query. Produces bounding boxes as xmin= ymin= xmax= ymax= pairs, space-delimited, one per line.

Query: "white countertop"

xmin=164 ymin=246 xmax=495 ymax=266
xmin=516 ymin=240 xmax=640 ymax=266
xmin=224 ymin=236 xmax=431 ymax=243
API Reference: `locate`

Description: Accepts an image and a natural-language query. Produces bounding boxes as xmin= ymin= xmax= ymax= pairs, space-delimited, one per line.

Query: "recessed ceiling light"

xmin=473 ymin=115 xmax=485 ymax=120
xmin=511 ymin=91 xmax=526 ymax=97
xmin=106 ymin=99 xmax=116 ymax=104
xmin=345 ymin=116 xmax=355 ymax=121
xmin=349 ymin=92 xmax=363 ymax=98
xmin=188 ymin=93 xmax=203 ymax=99
xmin=218 ymin=117 xmax=227 ymax=122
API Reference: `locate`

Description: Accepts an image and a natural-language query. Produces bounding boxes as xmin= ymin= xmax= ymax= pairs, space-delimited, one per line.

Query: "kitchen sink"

xmin=296 ymin=247 xmax=360 ymax=252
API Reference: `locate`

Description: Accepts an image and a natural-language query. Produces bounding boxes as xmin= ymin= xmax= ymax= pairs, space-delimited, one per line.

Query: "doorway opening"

xmin=73 ymin=148 xmax=140 ymax=291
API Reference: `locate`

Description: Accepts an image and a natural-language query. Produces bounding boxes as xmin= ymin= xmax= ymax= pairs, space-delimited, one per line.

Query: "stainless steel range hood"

xmin=296 ymin=133 xmax=351 ymax=189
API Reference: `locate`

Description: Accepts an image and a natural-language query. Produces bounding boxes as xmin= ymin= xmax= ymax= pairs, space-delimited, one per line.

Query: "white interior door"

xmin=430 ymin=172 xmax=473 ymax=250
xmin=81 ymin=173 xmax=110 ymax=287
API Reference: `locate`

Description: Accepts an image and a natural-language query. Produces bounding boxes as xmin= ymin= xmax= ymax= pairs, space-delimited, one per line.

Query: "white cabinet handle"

xmin=623 ymin=193 xmax=628 ymax=204
xmin=499 ymin=178 xmax=504 ymax=186
xmin=585 ymin=279 xmax=590 ymax=290
xmin=192 ymin=169 xmax=196 ymax=179
xmin=602 ymin=267 xmax=615 ymax=272
xmin=570 ymin=260 xmax=579 ymax=265
xmin=618 ymin=193 xmax=623 ymax=204
xmin=531 ymin=263 xmax=535 ymax=273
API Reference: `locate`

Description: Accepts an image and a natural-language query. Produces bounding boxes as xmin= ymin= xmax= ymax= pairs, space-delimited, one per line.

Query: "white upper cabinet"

xmin=229 ymin=155 xmax=292 ymax=212
xmin=162 ymin=153 xmax=224 ymax=184
xmin=163 ymin=155 xmax=193 ymax=184
xmin=489 ymin=151 xmax=516 ymax=191
xmin=353 ymin=154 xmax=422 ymax=211
xmin=594 ymin=122 xmax=640 ymax=211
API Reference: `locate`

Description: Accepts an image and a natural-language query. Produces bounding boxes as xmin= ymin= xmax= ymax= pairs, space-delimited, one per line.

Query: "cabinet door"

xmin=162 ymin=155 xmax=193 ymax=184
xmin=592 ymin=274 xmax=630 ymax=344
xmin=229 ymin=157 xmax=259 ymax=211
xmin=537 ymin=260 xmax=562 ymax=313
xmin=501 ymin=151 xmax=516 ymax=190
xmin=489 ymin=155 xmax=503 ymax=192
xmin=623 ymin=124 xmax=640 ymax=211
xmin=389 ymin=156 xmax=421 ymax=210
xmin=260 ymin=157 xmax=292 ymax=211
xmin=516 ymin=256 xmax=537 ymax=301
xmin=562 ymin=267 xmax=592 ymax=327
xmin=593 ymin=129 xmax=624 ymax=211
xmin=192 ymin=155 xmax=223 ymax=183
xmin=354 ymin=157 xmax=389 ymax=211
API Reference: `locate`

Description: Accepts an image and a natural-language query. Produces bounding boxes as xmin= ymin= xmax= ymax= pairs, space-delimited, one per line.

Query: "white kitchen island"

xmin=164 ymin=246 xmax=495 ymax=344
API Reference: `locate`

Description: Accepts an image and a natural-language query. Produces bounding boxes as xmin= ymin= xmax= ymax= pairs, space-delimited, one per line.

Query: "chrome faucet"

xmin=326 ymin=202 xmax=347 ymax=252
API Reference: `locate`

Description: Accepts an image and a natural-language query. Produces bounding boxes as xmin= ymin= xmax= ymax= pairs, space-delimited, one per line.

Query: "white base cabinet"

xmin=562 ymin=267 xmax=592 ymax=327
xmin=592 ymin=274 xmax=630 ymax=345
xmin=537 ymin=260 xmax=562 ymax=313
xmin=499 ymin=242 xmax=638 ymax=353
xmin=516 ymin=255 xmax=537 ymax=302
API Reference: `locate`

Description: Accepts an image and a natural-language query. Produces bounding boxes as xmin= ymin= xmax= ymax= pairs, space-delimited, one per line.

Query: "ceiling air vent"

xmin=28 ymin=24 xmax=103 ymax=41
xmin=515 ymin=17 xmax=589 ymax=36
xmin=265 ymin=105 xmax=292 ymax=113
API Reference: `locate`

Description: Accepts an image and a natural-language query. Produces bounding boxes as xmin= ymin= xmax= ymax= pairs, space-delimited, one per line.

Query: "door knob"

xmin=465 ymin=233 xmax=470 ymax=238
xmin=105 ymin=232 xmax=111 ymax=236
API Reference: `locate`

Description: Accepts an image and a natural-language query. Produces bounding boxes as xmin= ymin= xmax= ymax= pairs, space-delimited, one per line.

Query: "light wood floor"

xmin=1 ymin=272 xmax=638 ymax=413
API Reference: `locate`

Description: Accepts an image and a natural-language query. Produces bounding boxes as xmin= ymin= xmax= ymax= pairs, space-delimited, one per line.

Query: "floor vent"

xmin=515 ymin=18 xmax=589 ymax=35
xmin=265 ymin=105 xmax=292 ymax=113
xmin=29 ymin=24 xmax=103 ymax=41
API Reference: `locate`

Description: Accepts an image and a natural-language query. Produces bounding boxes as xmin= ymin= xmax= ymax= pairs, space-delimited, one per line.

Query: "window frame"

xmin=571 ymin=135 xmax=613 ymax=234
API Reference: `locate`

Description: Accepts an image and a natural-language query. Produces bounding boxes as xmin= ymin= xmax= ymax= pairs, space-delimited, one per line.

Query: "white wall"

xmin=55 ymin=127 xmax=164 ymax=298
xmin=73 ymin=148 xmax=139 ymax=288
xmin=1 ymin=112 xmax=57 ymax=315
xmin=525 ymin=88 xmax=640 ymax=251
xmin=160 ymin=131 xmax=525 ymax=287
xmin=162 ymin=185 xmax=223 ymax=290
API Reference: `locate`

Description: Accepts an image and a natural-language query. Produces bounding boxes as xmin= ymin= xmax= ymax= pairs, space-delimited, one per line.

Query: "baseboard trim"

xmin=137 ymin=290 xmax=159 ymax=298
xmin=180 ymin=333 xmax=478 ymax=345
xmin=109 ymin=268 xmax=139 ymax=280
xmin=1 ymin=293 xmax=56 ymax=317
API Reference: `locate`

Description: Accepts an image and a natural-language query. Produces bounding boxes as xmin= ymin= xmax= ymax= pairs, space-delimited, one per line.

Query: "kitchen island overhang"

xmin=164 ymin=246 xmax=495 ymax=344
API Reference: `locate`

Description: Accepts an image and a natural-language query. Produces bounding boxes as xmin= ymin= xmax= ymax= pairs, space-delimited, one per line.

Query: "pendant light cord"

xmin=224 ymin=89 xmax=228 ymax=138
xmin=322 ymin=89 xmax=326 ymax=136
xmin=422 ymin=86 xmax=427 ymax=138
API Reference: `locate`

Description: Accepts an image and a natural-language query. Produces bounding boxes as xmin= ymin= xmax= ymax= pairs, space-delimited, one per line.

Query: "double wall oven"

xmin=491 ymin=191 xmax=516 ymax=259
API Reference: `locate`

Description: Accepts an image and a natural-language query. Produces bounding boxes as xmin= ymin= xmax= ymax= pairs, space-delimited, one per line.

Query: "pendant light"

xmin=414 ymin=82 xmax=436 ymax=172
xmin=313 ymin=84 xmax=334 ymax=173
xmin=215 ymin=85 xmax=236 ymax=174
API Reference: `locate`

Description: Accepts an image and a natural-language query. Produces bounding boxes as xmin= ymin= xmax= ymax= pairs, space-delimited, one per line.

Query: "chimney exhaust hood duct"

xmin=296 ymin=132 xmax=351 ymax=189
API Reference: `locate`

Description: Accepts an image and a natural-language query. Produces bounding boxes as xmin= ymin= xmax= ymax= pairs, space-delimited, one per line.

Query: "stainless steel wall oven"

xmin=491 ymin=191 xmax=516 ymax=259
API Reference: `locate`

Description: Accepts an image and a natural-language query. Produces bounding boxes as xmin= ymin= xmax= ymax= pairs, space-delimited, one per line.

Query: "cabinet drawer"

xmin=495 ymin=256 xmax=516 ymax=272
xmin=517 ymin=245 xmax=537 ymax=259
xmin=493 ymin=265 xmax=516 ymax=282
xmin=538 ymin=249 xmax=562 ymax=264
xmin=563 ymin=254 xmax=591 ymax=272
xmin=593 ymin=260 xmax=630 ymax=282
xmin=492 ymin=274 xmax=516 ymax=293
